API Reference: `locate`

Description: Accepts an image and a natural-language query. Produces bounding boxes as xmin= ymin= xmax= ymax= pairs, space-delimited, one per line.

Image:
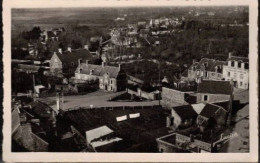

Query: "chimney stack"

xmin=78 ymin=59 xmax=82 ymax=66
xmin=58 ymin=48 xmax=62 ymax=54
xmin=56 ymin=93 xmax=60 ymax=111
xmin=68 ymin=47 xmax=72 ymax=53
xmin=118 ymin=63 xmax=121 ymax=69
xmin=228 ymin=52 xmax=232 ymax=59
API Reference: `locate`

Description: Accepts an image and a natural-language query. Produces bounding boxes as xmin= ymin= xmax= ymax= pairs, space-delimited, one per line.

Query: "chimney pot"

xmin=102 ymin=62 xmax=105 ymax=68
xmin=86 ymin=60 xmax=89 ymax=65
xmin=58 ymin=48 xmax=62 ymax=54
xmin=68 ymin=47 xmax=71 ymax=52
xmin=84 ymin=45 xmax=89 ymax=50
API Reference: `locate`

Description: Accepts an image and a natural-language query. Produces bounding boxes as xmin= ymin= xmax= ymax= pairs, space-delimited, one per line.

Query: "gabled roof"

xmin=188 ymin=58 xmax=227 ymax=72
xmin=78 ymin=63 xmax=121 ymax=79
xmin=199 ymin=103 xmax=226 ymax=118
xmin=172 ymin=105 xmax=198 ymax=120
xmin=55 ymin=49 xmax=94 ymax=65
xmin=197 ymin=80 xmax=232 ymax=95
xmin=26 ymin=100 xmax=53 ymax=118
xmin=85 ymin=125 xmax=114 ymax=143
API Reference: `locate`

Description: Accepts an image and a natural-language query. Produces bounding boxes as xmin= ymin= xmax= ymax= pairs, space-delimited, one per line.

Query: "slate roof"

xmin=78 ymin=63 xmax=121 ymax=79
xmin=189 ymin=58 xmax=227 ymax=72
xmin=26 ymin=100 xmax=53 ymax=118
xmin=56 ymin=49 xmax=94 ymax=65
xmin=227 ymin=56 xmax=249 ymax=63
xmin=199 ymin=103 xmax=226 ymax=118
xmin=197 ymin=80 xmax=233 ymax=95
xmin=212 ymin=101 xmax=230 ymax=112
xmin=172 ymin=105 xmax=198 ymax=120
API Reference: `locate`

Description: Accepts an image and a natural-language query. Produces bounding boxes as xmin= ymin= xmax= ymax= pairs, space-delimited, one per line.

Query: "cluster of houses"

xmin=12 ymin=21 xmax=249 ymax=152
xmin=154 ymin=53 xmax=249 ymax=153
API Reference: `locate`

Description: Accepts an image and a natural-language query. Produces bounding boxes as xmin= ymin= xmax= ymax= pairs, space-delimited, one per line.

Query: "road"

xmin=38 ymin=90 xmax=160 ymax=111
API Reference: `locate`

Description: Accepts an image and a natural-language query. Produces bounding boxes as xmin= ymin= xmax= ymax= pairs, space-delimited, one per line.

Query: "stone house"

xmin=49 ymin=47 xmax=95 ymax=77
xmin=187 ymin=58 xmax=227 ymax=82
xmin=74 ymin=62 xmax=127 ymax=92
xmin=196 ymin=103 xmax=228 ymax=132
xmin=167 ymin=105 xmax=198 ymax=130
xmin=222 ymin=54 xmax=249 ymax=89
xmin=196 ymin=80 xmax=233 ymax=104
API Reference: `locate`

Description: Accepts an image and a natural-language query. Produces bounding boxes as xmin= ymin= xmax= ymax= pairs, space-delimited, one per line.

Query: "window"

xmin=245 ymin=63 xmax=249 ymax=69
xmin=111 ymin=80 xmax=113 ymax=84
xmin=197 ymin=71 xmax=200 ymax=75
xmin=205 ymin=72 xmax=208 ymax=77
xmin=238 ymin=61 xmax=242 ymax=68
xmin=228 ymin=72 xmax=230 ymax=77
xmin=240 ymin=82 xmax=243 ymax=86
xmin=203 ymin=95 xmax=208 ymax=101
xmin=231 ymin=61 xmax=235 ymax=67
xmin=160 ymin=148 xmax=164 ymax=153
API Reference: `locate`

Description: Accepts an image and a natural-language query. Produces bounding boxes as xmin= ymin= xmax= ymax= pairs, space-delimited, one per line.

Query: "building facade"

xmin=187 ymin=58 xmax=227 ymax=82
xmin=74 ymin=62 xmax=127 ymax=92
xmin=222 ymin=55 xmax=249 ymax=89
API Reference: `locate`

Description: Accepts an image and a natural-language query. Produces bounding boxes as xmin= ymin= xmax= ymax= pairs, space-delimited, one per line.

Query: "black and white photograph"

xmin=3 ymin=0 xmax=258 ymax=162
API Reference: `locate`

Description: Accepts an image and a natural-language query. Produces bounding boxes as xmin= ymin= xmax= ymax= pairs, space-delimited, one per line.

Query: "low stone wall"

xmin=161 ymin=87 xmax=191 ymax=108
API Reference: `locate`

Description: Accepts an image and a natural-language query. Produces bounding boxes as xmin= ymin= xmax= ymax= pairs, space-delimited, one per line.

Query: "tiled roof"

xmin=189 ymin=58 xmax=227 ymax=72
xmin=199 ymin=103 xmax=226 ymax=118
xmin=227 ymin=56 xmax=249 ymax=63
xmin=197 ymin=80 xmax=232 ymax=95
xmin=78 ymin=63 xmax=121 ymax=79
xmin=172 ymin=105 xmax=198 ymax=120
